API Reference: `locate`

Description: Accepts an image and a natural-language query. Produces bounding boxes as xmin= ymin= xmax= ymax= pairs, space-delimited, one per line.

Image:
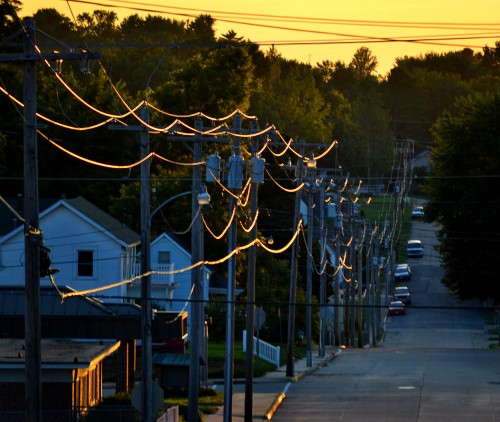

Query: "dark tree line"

xmin=2 ymin=2 xmax=500 ymax=333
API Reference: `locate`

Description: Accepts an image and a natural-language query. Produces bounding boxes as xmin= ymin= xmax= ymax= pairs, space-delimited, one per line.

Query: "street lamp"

xmin=149 ymin=186 xmax=210 ymax=422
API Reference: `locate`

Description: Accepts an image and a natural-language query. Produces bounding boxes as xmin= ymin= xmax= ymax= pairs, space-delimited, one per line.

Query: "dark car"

xmin=393 ymin=286 xmax=411 ymax=304
xmin=388 ymin=300 xmax=406 ymax=316
xmin=394 ymin=263 xmax=411 ymax=282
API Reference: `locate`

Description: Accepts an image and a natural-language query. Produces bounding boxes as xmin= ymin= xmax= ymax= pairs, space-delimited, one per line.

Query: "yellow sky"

xmin=21 ymin=0 xmax=500 ymax=75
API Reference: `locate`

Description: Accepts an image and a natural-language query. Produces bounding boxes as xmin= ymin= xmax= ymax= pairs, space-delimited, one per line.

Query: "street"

xmin=272 ymin=218 xmax=499 ymax=421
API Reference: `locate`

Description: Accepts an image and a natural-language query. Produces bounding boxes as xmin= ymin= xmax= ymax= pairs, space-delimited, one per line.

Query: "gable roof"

xmin=151 ymin=232 xmax=190 ymax=257
xmin=0 ymin=196 xmax=140 ymax=247
xmin=64 ymin=196 xmax=140 ymax=246
xmin=0 ymin=196 xmax=58 ymax=237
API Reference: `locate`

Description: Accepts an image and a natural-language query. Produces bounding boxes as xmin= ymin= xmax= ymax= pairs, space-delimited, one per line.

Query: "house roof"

xmin=0 ymin=196 xmax=58 ymax=237
xmin=0 ymin=286 xmax=127 ymax=317
xmin=0 ymin=338 xmax=120 ymax=369
xmin=0 ymin=196 xmax=140 ymax=247
xmin=63 ymin=196 xmax=140 ymax=246
xmin=151 ymin=232 xmax=191 ymax=257
xmin=152 ymin=352 xmax=204 ymax=366
xmin=0 ymin=286 xmax=186 ymax=341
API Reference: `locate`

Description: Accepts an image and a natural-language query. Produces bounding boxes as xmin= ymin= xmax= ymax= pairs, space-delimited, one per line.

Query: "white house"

xmin=0 ymin=196 xmax=212 ymax=314
xmin=0 ymin=196 xmax=140 ymax=303
xmin=128 ymin=232 xmax=211 ymax=313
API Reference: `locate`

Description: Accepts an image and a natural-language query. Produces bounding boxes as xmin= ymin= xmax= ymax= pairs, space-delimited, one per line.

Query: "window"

xmin=158 ymin=251 xmax=171 ymax=265
xmin=78 ymin=250 xmax=94 ymax=277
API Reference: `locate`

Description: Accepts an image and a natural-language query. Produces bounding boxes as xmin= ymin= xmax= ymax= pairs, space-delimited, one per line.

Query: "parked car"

xmin=406 ymin=239 xmax=423 ymax=258
xmin=411 ymin=206 xmax=424 ymax=220
xmin=393 ymin=286 xmax=411 ymax=304
xmin=394 ymin=263 xmax=412 ymax=282
xmin=388 ymin=300 xmax=406 ymax=316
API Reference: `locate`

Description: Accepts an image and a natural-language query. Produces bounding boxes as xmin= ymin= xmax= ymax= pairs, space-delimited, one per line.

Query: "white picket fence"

xmin=242 ymin=330 xmax=280 ymax=368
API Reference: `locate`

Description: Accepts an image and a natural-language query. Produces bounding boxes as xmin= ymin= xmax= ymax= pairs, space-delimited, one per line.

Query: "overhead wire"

xmin=39 ymin=131 xmax=204 ymax=168
xmin=0 ymin=85 xmax=119 ymax=131
xmin=265 ymin=168 xmax=305 ymax=193
xmin=66 ymin=0 xmax=500 ymax=50
xmin=202 ymin=205 xmax=236 ymax=240
xmin=58 ymin=217 xmax=304 ymax=299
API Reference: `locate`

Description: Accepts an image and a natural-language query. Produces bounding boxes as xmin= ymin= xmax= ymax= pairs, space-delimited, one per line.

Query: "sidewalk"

xmin=205 ymin=346 xmax=341 ymax=421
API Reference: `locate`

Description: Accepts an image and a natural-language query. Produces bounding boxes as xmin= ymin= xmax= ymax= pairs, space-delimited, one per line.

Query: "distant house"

xmin=129 ymin=232 xmax=211 ymax=314
xmin=413 ymin=149 xmax=432 ymax=172
xmin=0 ymin=196 xmax=140 ymax=303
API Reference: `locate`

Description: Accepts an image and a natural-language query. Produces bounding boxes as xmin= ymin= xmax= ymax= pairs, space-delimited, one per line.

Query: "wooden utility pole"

xmin=223 ymin=114 xmax=242 ymax=422
xmin=23 ymin=19 xmax=42 ymax=422
xmin=244 ymin=122 xmax=263 ymax=422
xmin=139 ymin=105 xmax=153 ymax=422
xmin=286 ymin=140 xmax=304 ymax=377
xmin=305 ymin=180 xmax=314 ymax=367
xmin=0 ymin=19 xmax=100 ymax=421
xmin=188 ymin=117 xmax=203 ymax=422
xmin=357 ymin=224 xmax=365 ymax=348
xmin=318 ymin=183 xmax=326 ymax=358
xmin=110 ymin=104 xmax=153 ymax=420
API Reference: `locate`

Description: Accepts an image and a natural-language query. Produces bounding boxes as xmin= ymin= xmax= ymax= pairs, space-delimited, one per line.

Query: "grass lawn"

xmin=206 ymin=341 xmax=306 ymax=378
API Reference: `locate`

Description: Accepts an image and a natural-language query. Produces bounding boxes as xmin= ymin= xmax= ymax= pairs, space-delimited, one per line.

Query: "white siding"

xmin=134 ymin=234 xmax=210 ymax=315
xmin=0 ymin=205 xmax=133 ymax=303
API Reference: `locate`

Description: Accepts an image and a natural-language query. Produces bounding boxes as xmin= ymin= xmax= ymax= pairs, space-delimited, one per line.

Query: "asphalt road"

xmin=272 ymin=218 xmax=499 ymax=421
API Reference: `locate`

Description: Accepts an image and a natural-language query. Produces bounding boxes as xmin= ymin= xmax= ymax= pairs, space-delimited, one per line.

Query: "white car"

xmin=406 ymin=239 xmax=423 ymax=257
xmin=394 ymin=263 xmax=412 ymax=281
xmin=411 ymin=206 xmax=424 ymax=219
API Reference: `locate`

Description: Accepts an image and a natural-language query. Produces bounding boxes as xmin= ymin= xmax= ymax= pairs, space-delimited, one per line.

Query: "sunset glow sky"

xmin=21 ymin=0 xmax=500 ymax=75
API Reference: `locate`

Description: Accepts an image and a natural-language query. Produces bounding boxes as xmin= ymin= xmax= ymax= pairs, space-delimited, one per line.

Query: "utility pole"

xmin=110 ymin=104 xmax=153 ymax=421
xmin=374 ymin=235 xmax=381 ymax=341
xmin=357 ymin=224 xmax=365 ymax=348
xmin=334 ymin=180 xmax=342 ymax=347
xmin=224 ymin=114 xmax=242 ymax=422
xmin=146 ymin=116 xmax=221 ymax=422
xmin=286 ymin=140 xmax=304 ymax=377
xmin=367 ymin=223 xmax=373 ymax=346
xmin=188 ymin=116 xmax=204 ymax=422
xmin=244 ymin=123 xmax=263 ymax=422
xmin=318 ymin=183 xmax=326 ymax=358
xmin=23 ymin=20 xmax=41 ymax=422
xmin=0 ymin=19 xmax=100 ymax=421
xmin=139 ymin=105 xmax=153 ymax=422
xmin=348 ymin=212 xmax=356 ymax=347
xmin=305 ymin=180 xmax=314 ymax=367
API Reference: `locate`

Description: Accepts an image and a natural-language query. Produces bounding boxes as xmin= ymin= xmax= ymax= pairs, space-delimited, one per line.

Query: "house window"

xmin=158 ymin=251 xmax=171 ymax=265
xmin=78 ymin=250 xmax=94 ymax=277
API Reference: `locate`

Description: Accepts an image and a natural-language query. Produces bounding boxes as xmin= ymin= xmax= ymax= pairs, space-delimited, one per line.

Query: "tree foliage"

xmin=425 ymin=93 xmax=500 ymax=302
xmin=2 ymin=2 xmax=500 ymax=334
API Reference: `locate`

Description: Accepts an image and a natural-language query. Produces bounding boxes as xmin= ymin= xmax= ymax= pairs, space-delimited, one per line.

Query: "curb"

xmin=264 ymin=383 xmax=289 ymax=421
xmin=264 ymin=349 xmax=341 ymax=419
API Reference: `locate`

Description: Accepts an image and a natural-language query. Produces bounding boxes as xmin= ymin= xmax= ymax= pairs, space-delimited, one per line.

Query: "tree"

xmin=351 ymin=47 xmax=378 ymax=78
xmin=250 ymin=54 xmax=332 ymax=141
xmin=350 ymin=87 xmax=394 ymax=179
xmin=153 ymin=42 xmax=255 ymax=116
xmin=0 ymin=0 xmax=21 ymax=41
xmin=76 ymin=9 xmax=118 ymax=40
xmin=425 ymin=93 xmax=500 ymax=303
xmin=33 ymin=8 xmax=77 ymax=42
xmin=384 ymin=61 xmax=471 ymax=144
